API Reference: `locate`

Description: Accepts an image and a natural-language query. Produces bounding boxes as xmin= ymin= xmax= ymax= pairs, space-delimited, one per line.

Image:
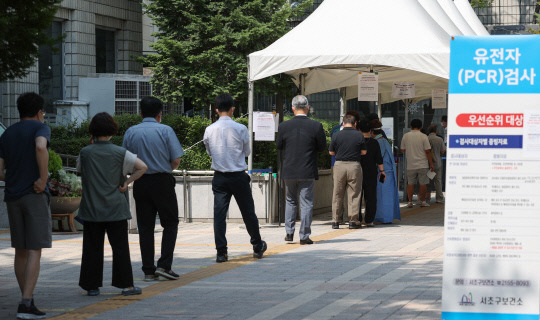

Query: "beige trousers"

xmin=332 ymin=161 xmax=363 ymax=222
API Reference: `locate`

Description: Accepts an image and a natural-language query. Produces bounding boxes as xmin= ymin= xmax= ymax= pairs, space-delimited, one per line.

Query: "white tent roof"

xmin=454 ymin=0 xmax=490 ymax=35
xmin=437 ymin=0 xmax=476 ymax=35
xmin=249 ymin=0 xmax=452 ymax=103
xmin=418 ymin=0 xmax=463 ymax=36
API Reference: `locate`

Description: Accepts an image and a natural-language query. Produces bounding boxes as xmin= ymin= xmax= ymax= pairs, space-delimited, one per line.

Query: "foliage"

xmin=50 ymin=114 xmax=338 ymax=172
xmin=48 ymin=150 xmax=63 ymax=181
xmin=139 ymin=0 xmax=312 ymax=110
xmin=48 ymin=169 xmax=82 ymax=197
xmin=469 ymin=0 xmax=494 ymax=8
xmin=0 ymin=0 xmax=62 ymax=82
xmin=48 ymin=149 xmax=82 ymax=197
xmin=528 ymin=2 xmax=540 ymax=34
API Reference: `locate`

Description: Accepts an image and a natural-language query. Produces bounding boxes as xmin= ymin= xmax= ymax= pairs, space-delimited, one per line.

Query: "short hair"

xmin=370 ymin=119 xmax=382 ymax=130
xmin=441 ymin=115 xmax=447 ymax=122
xmin=428 ymin=124 xmax=438 ymax=134
xmin=342 ymin=114 xmax=356 ymax=125
xmin=215 ymin=94 xmax=234 ymax=112
xmin=358 ymin=119 xmax=371 ymax=133
xmin=410 ymin=118 xmax=422 ymax=129
xmin=17 ymin=92 xmax=44 ymax=118
xmin=366 ymin=113 xmax=379 ymax=121
xmin=140 ymin=96 xmax=163 ymax=118
xmin=89 ymin=112 xmax=118 ymax=137
xmin=345 ymin=110 xmax=360 ymax=123
xmin=291 ymin=95 xmax=309 ymax=110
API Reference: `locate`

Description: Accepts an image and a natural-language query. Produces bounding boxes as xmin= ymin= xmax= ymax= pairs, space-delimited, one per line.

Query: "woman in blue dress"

xmin=371 ymin=120 xmax=401 ymax=224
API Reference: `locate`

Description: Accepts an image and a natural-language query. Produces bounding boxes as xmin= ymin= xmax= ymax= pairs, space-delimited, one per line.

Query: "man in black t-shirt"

xmin=329 ymin=114 xmax=367 ymax=229
xmin=0 ymin=92 xmax=51 ymax=319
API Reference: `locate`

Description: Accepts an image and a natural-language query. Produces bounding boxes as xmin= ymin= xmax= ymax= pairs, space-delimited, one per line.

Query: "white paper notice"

xmin=432 ymin=89 xmax=447 ymax=109
xmin=253 ymin=112 xmax=275 ymax=141
xmin=522 ymin=109 xmax=540 ymax=159
xmin=391 ymin=82 xmax=415 ymax=99
xmin=358 ymin=73 xmax=379 ymax=102
xmin=381 ymin=117 xmax=394 ymax=142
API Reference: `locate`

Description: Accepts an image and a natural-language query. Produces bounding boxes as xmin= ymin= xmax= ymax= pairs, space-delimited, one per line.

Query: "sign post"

xmin=442 ymin=35 xmax=540 ymax=320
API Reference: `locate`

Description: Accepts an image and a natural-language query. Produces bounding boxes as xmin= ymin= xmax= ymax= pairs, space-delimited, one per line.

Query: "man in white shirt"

xmin=203 ymin=94 xmax=267 ymax=263
xmin=400 ymin=119 xmax=434 ymax=208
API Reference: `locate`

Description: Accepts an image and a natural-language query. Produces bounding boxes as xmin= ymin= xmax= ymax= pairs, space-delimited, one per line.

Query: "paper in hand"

xmin=426 ymin=170 xmax=436 ymax=180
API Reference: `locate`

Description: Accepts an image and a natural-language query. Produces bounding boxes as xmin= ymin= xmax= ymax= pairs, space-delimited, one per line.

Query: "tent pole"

xmin=299 ymin=73 xmax=305 ymax=95
xmin=248 ymin=80 xmax=254 ymax=173
xmin=339 ymin=87 xmax=346 ymax=123
xmin=378 ymin=93 xmax=382 ymax=118
xmin=404 ymin=99 xmax=409 ymax=129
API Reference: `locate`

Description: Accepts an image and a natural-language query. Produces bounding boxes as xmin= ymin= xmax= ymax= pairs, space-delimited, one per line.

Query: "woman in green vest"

xmin=76 ymin=112 xmax=147 ymax=296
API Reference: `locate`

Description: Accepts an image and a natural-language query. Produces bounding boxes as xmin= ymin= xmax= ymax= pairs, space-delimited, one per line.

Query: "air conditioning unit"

xmin=79 ymin=74 xmax=152 ymax=118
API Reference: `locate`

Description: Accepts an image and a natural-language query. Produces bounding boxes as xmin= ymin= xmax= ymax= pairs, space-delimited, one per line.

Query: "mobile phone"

xmin=379 ymin=174 xmax=385 ymax=183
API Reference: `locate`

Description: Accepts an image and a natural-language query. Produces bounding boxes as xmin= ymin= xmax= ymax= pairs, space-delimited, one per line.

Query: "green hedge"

xmin=50 ymin=114 xmax=338 ymax=171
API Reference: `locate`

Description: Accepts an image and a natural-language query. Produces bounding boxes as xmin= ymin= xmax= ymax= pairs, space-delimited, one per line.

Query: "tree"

xmin=141 ymin=0 xmax=312 ymax=111
xmin=0 ymin=0 xmax=62 ymax=82
xmin=528 ymin=2 xmax=540 ymax=34
xmin=470 ymin=0 xmax=494 ymax=9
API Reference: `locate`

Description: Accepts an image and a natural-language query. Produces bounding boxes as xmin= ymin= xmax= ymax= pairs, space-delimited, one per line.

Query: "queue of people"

xmin=0 ymin=91 xmax=442 ymax=319
xmin=326 ymin=107 xmax=402 ymax=231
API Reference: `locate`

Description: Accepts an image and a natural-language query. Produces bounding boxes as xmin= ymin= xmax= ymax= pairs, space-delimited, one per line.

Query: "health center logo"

xmin=459 ymin=292 xmax=475 ymax=306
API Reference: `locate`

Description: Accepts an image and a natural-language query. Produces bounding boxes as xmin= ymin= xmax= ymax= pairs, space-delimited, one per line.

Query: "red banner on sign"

xmin=456 ymin=113 xmax=523 ymax=127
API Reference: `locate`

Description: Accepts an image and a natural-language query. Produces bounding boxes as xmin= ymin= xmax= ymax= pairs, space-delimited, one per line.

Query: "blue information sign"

xmin=449 ymin=35 xmax=540 ymax=94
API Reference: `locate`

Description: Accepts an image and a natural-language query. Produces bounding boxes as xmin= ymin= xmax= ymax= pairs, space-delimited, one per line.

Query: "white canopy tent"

xmin=437 ymin=0 xmax=477 ymax=35
xmin=418 ymin=0 xmax=463 ymax=36
xmin=454 ymin=0 xmax=491 ymax=36
xmin=249 ymin=0 xmax=451 ymax=101
xmin=246 ymin=0 xmax=488 ymax=170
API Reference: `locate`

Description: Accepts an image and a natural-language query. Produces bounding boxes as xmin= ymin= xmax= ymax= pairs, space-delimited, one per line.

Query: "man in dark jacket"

xmin=276 ymin=95 xmax=326 ymax=244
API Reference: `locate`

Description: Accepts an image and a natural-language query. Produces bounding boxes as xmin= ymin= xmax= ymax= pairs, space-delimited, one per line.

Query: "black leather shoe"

xmin=284 ymin=234 xmax=293 ymax=242
xmin=331 ymin=222 xmax=339 ymax=229
xmin=253 ymin=240 xmax=267 ymax=259
xmin=349 ymin=222 xmax=361 ymax=229
xmin=216 ymin=253 xmax=228 ymax=263
xmin=299 ymin=238 xmax=313 ymax=245
xmin=87 ymin=289 xmax=100 ymax=296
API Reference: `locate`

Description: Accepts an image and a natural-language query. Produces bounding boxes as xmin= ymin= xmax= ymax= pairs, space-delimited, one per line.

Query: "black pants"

xmin=133 ymin=173 xmax=179 ymax=275
xmin=362 ymin=172 xmax=378 ymax=224
xmin=79 ymin=220 xmax=133 ymax=291
xmin=212 ymin=171 xmax=262 ymax=254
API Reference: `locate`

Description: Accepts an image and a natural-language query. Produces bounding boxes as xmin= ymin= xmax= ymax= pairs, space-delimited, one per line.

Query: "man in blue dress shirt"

xmin=122 ymin=97 xmax=184 ymax=281
xmin=203 ymin=94 xmax=267 ymax=263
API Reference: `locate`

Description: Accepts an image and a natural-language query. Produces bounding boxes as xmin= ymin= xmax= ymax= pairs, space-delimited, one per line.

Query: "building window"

xmin=39 ymin=21 xmax=64 ymax=113
xmin=96 ymin=28 xmax=116 ymax=73
xmin=114 ymin=80 xmax=152 ymax=114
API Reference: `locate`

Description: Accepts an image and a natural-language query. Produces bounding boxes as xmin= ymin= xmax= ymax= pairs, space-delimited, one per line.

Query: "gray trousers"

xmin=284 ymin=179 xmax=314 ymax=241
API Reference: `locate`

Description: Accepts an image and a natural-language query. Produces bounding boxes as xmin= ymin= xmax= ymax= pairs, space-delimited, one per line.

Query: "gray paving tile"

xmin=0 ymin=205 xmax=445 ymax=320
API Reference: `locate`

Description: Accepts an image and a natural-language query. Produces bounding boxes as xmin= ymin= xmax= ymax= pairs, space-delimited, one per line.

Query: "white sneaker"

xmin=420 ymin=201 xmax=430 ymax=207
xmin=406 ymin=202 xmax=413 ymax=208
xmin=436 ymin=199 xmax=445 ymax=203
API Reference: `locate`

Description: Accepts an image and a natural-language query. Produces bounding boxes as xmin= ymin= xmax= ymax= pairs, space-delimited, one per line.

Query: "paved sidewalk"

xmin=0 ymin=203 xmax=444 ymax=320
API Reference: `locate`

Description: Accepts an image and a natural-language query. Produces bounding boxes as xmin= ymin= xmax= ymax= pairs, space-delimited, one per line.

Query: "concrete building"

xmin=0 ymin=0 xmax=144 ymax=125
